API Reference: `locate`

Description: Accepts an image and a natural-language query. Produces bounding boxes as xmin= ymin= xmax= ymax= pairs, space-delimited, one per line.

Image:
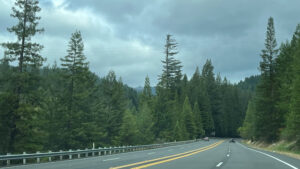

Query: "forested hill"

xmin=0 ymin=54 xmax=253 ymax=154
xmin=236 ymin=75 xmax=260 ymax=92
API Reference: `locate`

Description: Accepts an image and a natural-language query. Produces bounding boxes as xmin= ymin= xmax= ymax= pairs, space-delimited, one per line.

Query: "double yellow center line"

xmin=110 ymin=140 xmax=223 ymax=169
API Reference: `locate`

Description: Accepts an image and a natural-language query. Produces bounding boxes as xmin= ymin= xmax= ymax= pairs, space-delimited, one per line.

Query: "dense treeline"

xmin=239 ymin=17 xmax=300 ymax=149
xmin=0 ymin=0 xmax=250 ymax=154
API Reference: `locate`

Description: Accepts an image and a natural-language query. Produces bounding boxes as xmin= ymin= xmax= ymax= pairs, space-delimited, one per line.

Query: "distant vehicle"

xmin=229 ymin=138 xmax=235 ymax=143
xmin=203 ymin=137 xmax=209 ymax=141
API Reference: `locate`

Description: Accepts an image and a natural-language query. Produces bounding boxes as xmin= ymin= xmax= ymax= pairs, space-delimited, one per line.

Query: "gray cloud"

xmin=1 ymin=0 xmax=300 ymax=87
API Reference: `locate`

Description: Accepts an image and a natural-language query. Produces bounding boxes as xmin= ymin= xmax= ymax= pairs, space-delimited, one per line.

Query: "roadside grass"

xmin=242 ymin=140 xmax=300 ymax=160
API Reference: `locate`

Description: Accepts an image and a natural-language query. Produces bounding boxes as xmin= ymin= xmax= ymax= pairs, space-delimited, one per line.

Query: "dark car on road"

xmin=229 ymin=138 xmax=235 ymax=143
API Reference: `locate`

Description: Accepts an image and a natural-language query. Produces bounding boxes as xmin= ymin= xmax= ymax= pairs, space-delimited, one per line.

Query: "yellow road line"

xmin=110 ymin=141 xmax=223 ymax=169
xmin=131 ymin=141 xmax=223 ymax=169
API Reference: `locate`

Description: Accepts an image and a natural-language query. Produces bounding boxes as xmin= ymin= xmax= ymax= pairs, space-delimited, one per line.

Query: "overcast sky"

xmin=1 ymin=0 xmax=300 ymax=87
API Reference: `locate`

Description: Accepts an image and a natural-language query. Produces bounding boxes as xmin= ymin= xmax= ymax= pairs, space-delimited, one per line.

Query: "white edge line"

xmin=238 ymin=143 xmax=298 ymax=169
xmin=216 ymin=162 xmax=223 ymax=167
xmin=103 ymin=157 xmax=120 ymax=162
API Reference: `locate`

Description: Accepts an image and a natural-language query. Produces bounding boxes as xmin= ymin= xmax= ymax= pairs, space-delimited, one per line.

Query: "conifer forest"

xmin=1 ymin=0 xmax=300 ymax=154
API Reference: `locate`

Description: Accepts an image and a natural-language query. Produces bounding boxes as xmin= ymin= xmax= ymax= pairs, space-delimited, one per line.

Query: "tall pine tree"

xmin=1 ymin=0 xmax=45 ymax=153
xmin=255 ymin=17 xmax=281 ymax=142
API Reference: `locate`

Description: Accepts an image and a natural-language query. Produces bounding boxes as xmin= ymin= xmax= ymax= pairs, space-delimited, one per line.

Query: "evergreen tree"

xmin=197 ymin=61 xmax=215 ymax=135
xmin=189 ymin=67 xmax=201 ymax=107
xmin=180 ymin=74 xmax=189 ymax=104
xmin=213 ymin=74 xmax=225 ymax=136
xmin=173 ymin=120 xmax=184 ymax=141
xmin=155 ymin=34 xmax=182 ymax=140
xmin=239 ymin=100 xmax=256 ymax=140
xmin=120 ymin=109 xmax=139 ymax=145
xmin=140 ymin=75 xmax=152 ymax=105
xmin=193 ymin=102 xmax=205 ymax=138
xmin=1 ymin=0 xmax=45 ymax=153
xmin=100 ymin=71 xmax=126 ymax=145
xmin=255 ymin=17 xmax=281 ymax=142
xmin=183 ymin=97 xmax=197 ymax=139
xmin=158 ymin=34 xmax=182 ymax=93
xmin=136 ymin=76 xmax=155 ymax=144
xmin=137 ymin=103 xmax=155 ymax=144
xmin=60 ymin=30 xmax=100 ymax=149
xmin=284 ymin=40 xmax=300 ymax=146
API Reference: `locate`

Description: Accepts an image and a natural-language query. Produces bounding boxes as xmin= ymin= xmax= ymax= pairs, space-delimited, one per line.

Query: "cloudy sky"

xmin=1 ymin=0 xmax=300 ymax=87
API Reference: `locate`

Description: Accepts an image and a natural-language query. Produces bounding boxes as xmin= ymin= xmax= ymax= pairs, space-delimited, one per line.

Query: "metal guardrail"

xmin=0 ymin=139 xmax=198 ymax=166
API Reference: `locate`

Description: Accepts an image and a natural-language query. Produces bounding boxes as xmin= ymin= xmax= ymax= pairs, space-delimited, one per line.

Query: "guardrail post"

xmin=92 ymin=147 xmax=95 ymax=156
xmin=59 ymin=150 xmax=63 ymax=160
xmin=49 ymin=151 xmax=52 ymax=162
xmin=69 ymin=149 xmax=72 ymax=159
xmin=36 ymin=151 xmax=40 ymax=163
xmin=123 ymin=146 xmax=125 ymax=153
xmin=6 ymin=153 xmax=10 ymax=165
xmin=85 ymin=148 xmax=88 ymax=157
xmin=98 ymin=147 xmax=102 ymax=156
xmin=104 ymin=147 xmax=106 ymax=155
xmin=109 ymin=147 xmax=112 ymax=155
xmin=77 ymin=149 xmax=81 ymax=158
xmin=23 ymin=152 xmax=26 ymax=165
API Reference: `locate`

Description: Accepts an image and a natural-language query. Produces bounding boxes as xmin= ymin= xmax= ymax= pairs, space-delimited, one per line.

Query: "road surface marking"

xmin=238 ymin=143 xmax=298 ymax=169
xmin=131 ymin=141 xmax=224 ymax=169
xmin=147 ymin=152 xmax=156 ymax=155
xmin=110 ymin=141 xmax=223 ymax=169
xmin=103 ymin=158 xmax=120 ymax=162
xmin=216 ymin=162 xmax=223 ymax=167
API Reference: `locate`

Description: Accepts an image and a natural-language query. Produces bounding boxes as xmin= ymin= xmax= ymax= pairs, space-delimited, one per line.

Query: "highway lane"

xmin=4 ymin=139 xmax=300 ymax=169
xmin=3 ymin=139 xmax=219 ymax=169
xmin=132 ymin=140 xmax=300 ymax=169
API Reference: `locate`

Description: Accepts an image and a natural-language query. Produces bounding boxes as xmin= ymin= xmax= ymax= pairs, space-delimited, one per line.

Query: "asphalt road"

xmin=4 ymin=139 xmax=300 ymax=169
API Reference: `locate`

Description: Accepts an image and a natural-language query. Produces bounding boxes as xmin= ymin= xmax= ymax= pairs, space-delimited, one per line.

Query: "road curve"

xmin=4 ymin=139 xmax=300 ymax=169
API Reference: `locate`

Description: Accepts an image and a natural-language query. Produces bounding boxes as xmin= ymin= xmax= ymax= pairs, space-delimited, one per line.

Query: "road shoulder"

xmin=241 ymin=140 xmax=300 ymax=160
